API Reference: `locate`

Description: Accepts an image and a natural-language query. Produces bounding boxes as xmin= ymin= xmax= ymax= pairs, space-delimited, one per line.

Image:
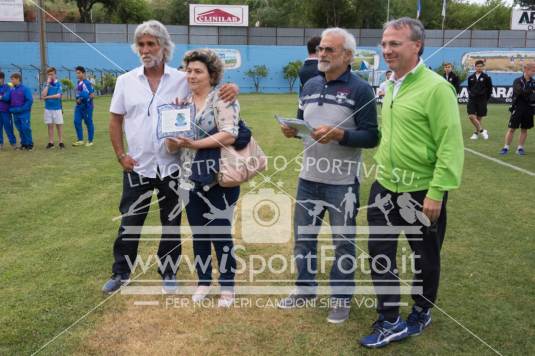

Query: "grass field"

xmin=1 ymin=94 xmax=534 ymax=355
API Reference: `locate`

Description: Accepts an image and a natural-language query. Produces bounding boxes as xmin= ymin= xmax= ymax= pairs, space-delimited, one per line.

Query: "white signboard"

xmin=511 ymin=8 xmax=535 ymax=30
xmin=190 ymin=4 xmax=248 ymax=27
xmin=0 ymin=0 xmax=24 ymax=22
xmin=211 ymin=48 xmax=241 ymax=69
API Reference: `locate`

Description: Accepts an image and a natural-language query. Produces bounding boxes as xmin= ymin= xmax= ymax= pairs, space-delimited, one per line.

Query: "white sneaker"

xmin=191 ymin=285 xmax=211 ymax=302
xmin=217 ymin=291 xmax=235 ymax=308
xmin=480 ymin=129 xmax=489 ymax=140
xmin=470 ymin=132 xmax=479 ymax=140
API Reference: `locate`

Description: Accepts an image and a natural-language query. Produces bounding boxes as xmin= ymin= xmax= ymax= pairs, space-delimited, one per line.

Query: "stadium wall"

xmin=0 ymin=42 xmax=530 ymax=99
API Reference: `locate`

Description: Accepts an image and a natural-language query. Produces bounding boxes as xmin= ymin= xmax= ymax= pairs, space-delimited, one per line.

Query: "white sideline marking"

xmin=464 ymin=148 xmax=535 ymax=177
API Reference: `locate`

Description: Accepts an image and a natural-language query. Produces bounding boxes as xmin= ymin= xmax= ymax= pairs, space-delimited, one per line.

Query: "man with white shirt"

xmin=103 ymin=20 xmax=237 ymax=294
xmin=360 ymin=18 xmax=464 ymax=348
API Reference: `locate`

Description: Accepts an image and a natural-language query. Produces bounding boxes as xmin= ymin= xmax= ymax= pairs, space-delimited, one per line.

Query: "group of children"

xmin=0 ymin=65 xmax=95 ymax=151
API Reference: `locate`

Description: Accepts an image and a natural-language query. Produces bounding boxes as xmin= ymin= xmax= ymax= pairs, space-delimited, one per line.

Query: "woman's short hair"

xmin=183 ymin=48 xmax=224 ymax=86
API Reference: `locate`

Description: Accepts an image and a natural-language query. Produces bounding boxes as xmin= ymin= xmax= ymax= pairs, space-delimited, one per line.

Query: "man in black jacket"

xmin=467 ymin=60 xmax=493 ymax=140
xmin=499 ymin=62 xmax=535 ymax=156
xmin=298 ymin=36 xmax=321 ymax=93
xmin=443 ymin=63 xmax=460 ymax=94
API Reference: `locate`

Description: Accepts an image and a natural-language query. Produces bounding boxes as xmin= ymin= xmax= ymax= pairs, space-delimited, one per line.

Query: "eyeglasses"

xmin=316 ymin=46 xmax=338 ymax=54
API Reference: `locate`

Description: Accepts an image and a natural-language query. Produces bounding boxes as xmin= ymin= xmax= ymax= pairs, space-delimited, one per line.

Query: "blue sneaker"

xmin=516 ymin=148 xmax=526 ymax=156
xmin=407 ymin=306 xmax=432 ymax=336
xmin=499 ymin=147 xmax=509 ymax=155
xmin=360 ymin=315 xmax=408 ymax=348
xmin=162 ymin=274 xmax=178 ymax=294
xmin=102 ymin=273 xmax=130 ymax=294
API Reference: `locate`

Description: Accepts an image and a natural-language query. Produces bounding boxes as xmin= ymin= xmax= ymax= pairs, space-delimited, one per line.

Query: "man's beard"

xmin=318 ymin=61 xmax=330 ymax=72
xmin=141 ymin=51 xmax=164 ymax=68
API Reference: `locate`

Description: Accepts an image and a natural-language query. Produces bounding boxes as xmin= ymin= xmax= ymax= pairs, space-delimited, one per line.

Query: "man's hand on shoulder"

xmin=218 ymin=83 xmax=239 ymax=103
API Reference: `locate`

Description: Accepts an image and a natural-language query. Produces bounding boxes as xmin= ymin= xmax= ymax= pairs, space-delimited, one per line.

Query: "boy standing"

xmin=467 ymin=60 xmax=493 ymax=140
xmin=0 ymin=72 xmax=17 ymax=150
xmin=499 ymin=62 xmax=535 ymax=156
xmin=41 ymin=67 xmax=65 ymax=149
xmin=72 ymin=66 xmax=95 ymax=147
xmin=4 ymin=73 xmax=33 ymax=150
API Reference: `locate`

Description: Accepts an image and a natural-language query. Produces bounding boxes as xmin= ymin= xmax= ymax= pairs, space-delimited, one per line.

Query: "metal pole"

xmin=38 ymin=0 xmax=48 ymax=90
xmin=386 ymin=0 xmax=390 ymax=22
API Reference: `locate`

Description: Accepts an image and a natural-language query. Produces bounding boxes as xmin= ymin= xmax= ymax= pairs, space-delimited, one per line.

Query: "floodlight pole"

xmin=37 ymin=0 xmax=48 ymax=89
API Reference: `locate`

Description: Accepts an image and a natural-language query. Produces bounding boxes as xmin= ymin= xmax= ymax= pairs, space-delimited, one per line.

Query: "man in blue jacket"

xmin=72 ymin=66 xmax=95 ymax=147
xmin=0 ymin=72 xmax=17 ymax=150
xmin=3 ymin=73 xmax=33 ymax=150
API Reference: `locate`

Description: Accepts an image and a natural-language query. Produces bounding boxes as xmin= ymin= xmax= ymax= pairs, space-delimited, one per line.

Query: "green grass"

xmin=0 ymin=95 xmax=534 ymax=355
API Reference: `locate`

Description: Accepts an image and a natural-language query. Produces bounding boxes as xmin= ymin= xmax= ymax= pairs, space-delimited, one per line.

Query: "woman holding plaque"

xmin=166 ymin=49 xmax=240 ymax=308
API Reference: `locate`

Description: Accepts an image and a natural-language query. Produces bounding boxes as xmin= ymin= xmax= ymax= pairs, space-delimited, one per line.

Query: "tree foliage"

xmin=283 ymin=60 xmax=302 ymax=93
xmin=60 ymin=78 xmax=74 ymax=99
xmin=245 ymin=65 xmax=269 ymax=93
xmin=65 ymin=0 xmax=114 ymax=23
xmin=63 ymin=0 xmax=513 ymax=29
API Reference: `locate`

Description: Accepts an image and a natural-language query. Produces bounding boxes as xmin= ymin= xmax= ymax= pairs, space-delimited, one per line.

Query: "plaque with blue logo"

xmin=156 ymin=104 xmax=194 ymax=139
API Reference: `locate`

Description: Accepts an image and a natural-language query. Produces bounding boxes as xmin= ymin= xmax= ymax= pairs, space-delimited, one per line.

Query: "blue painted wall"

xmin=0 ymin=42 xmax=527 ymax=95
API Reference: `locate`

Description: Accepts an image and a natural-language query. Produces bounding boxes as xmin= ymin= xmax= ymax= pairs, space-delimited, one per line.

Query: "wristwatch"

xmin=117 ymin=153 xmax=127 ymax=162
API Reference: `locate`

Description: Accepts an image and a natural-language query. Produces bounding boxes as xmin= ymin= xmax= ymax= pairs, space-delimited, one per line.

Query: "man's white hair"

xmin=131 ymin=20 xmax=175 ymax=63
xmin=321 ymin=27 xmax=357 ymax=55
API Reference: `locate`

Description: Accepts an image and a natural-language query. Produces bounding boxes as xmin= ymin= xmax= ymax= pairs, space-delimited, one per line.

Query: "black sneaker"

xmin=59 ymin=143 xmax=65 ymax=149
xmin=46 ymin=143 xmax=54 ymax=149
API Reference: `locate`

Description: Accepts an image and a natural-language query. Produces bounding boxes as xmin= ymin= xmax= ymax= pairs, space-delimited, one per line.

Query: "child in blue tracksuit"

xmin=3 ymin=73 xmax=33 ymax=150
xmin=72 ymin=66 xmax=95 ymax=147
xmin=0 ymin=71 xmax=17 ymax=149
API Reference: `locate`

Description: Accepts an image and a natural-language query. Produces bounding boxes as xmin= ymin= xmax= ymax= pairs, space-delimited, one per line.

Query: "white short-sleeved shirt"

xmin=110 ymin=65 xmax=189 ymax=178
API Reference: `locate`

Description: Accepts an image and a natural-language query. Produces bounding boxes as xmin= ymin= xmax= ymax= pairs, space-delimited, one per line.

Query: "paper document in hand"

xmin=157 ymin=104 xmax=195 ymax=139
xmin=275 ymin=114 xmax=313 ymax=139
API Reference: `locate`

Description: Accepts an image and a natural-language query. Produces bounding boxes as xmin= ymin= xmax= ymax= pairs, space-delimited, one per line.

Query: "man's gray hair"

xmin=131 ymin=20 xmax=175 ymax=62
xmin=383 ymin=17 xmax=425 ymax=56
xmin=321 ymin=27 xmax=357 ymax=55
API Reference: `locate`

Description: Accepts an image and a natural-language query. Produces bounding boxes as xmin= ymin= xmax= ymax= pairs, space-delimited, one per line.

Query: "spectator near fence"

xmin=2 ymin=73 xmax=33 ymax=150
xmin=298 ymin=36 xmax=321 ymax=93
xmin=72 ymin=66 xmax=95 ymax=147
xmin=41 ymin=67 xmax=65 ymax=149
xmin=0 ymin=72 xmax=17 ymax=150
xmin=500 ymin=62 xmax=535 ymax=156
xmin=467 ymin=60 xmax=493 ymax=140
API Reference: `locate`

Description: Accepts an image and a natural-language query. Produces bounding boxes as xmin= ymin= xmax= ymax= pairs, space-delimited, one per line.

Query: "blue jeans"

xmin=0 ymin=111 xmax=16 ymax=145
xmin=74 ymin=105 xmax=94 ymax=142
xmin=186 ymin=184 xmax=240 ymax=291
xmin=293 ymin=178 xmax=359 ymax=300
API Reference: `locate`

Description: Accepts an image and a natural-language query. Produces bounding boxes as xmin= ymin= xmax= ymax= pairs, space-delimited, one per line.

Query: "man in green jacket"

xmin=360 ymin=17 xmax=464 ymax=349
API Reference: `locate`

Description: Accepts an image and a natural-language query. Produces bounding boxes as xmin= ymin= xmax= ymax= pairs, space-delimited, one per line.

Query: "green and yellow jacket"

xmin=375 ymin=63 xmax=464 ymax=201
